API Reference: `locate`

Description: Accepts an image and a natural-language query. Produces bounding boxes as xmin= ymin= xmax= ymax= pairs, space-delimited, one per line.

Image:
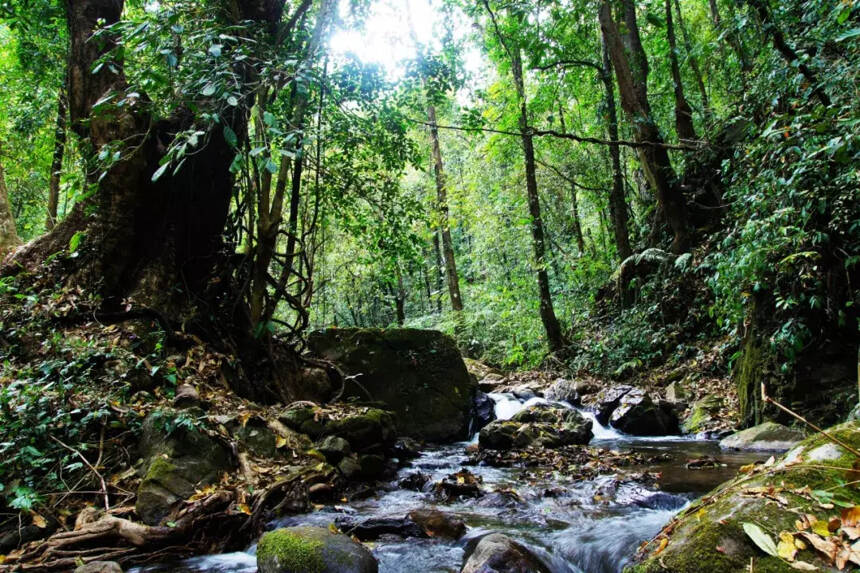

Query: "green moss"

xmin=144 ymin=457 xmax=177 ymax=482
xmin=736 ymin=334 xmax=764 ymax=427
xmin=258 ymin=529 xmax=325 ymax=573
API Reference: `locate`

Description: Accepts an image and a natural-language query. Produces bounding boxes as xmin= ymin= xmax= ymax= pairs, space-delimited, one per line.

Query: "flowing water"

xmin=133 ymin=394 xmax=763 ymax=573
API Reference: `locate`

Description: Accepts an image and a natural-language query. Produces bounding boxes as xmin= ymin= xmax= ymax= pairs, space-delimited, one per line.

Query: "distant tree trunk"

xmin=432 ymin=230 xmax=443 ymax=313
xmin=599 ymin=0 xmax=689 ymax=253
xmin=568 ymin=180 xmax=586 ymax=255
xmin=710 ymin=0 xmax=751 ymax=73
xmin=601 ymin=40 xmax=632 ymax=261
xmin=46 ymin=87 xmax=67 ymax=231
xmin=672 ymin=0 xmax=709 ymax=118
xmin=511 ymin=46 xmax=566 ymax=353
xmin=427 ymin=105 xmax=464 ymax=313
xmin=665 ymin=0 xmax=697 ymax=142
xmin=0 ymin=143 xmax=21 ymax=253
xmin=746 ymin=0 xmax=830 ymax=106
xmin=394 ymin=267 xmax=406 ymax=326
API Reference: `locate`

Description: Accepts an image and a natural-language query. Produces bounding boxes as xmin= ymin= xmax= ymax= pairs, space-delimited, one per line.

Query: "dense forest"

xmin=0 ymin=0 xmax=857 ymax=571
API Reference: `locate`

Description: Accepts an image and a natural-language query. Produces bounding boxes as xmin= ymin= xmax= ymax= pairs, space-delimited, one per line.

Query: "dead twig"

xmin=49 ymin=433 xmax=110 ymax=511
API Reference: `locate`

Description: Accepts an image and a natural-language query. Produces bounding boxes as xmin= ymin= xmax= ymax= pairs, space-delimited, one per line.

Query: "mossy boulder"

xmin=307 ymin=328 xmax=476 ymax=442
xmin=478 ymin=404 xmax=592 ymax=449
xmin=610 ymin=388 xmax=679 ymax=435
xmin=682 ymin=394 xmax=725 ymax=434
xmin=279 ymin=406 xmax=396 ymax=455
xmin=257 ymin=526 xmax=378 ymax=573
xmin=462 ymin=533 xmax=551 ymax=573
xmin=629 ymin=422 xmax=860 ymax=573
xmin=719 ymin=421 xmax=805 ymax=452
xmin=135 ymin=410 xmax=234 ymax=525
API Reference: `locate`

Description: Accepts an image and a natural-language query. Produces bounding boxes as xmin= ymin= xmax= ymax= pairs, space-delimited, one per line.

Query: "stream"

xmin=133 ymin=394 xmax=764 ymax=573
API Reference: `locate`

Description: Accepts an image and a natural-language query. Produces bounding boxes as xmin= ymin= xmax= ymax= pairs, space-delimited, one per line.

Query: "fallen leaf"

xmin=842 ymin=506 xmax=860 ymax=528
xmin=779 ymin=531 xmax=798 ymax=561
xmin=30 ymin=512 xmax=47 ymax=528
xmin=800 ymin=531 xmax=838 ymax=562
xmin=654 ymin=537 xmax=669 ymax=555
xmin=743 ymin=522 xmax=779 ymax=557
xmin=275 ymin=436 xmax=288 ymax=449
xmin=789 ymin=560 xmax=818 ymax=570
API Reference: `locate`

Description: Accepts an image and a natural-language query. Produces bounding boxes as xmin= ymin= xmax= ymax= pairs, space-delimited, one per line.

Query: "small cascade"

xmin=486 ymin=392 xmax=623 ymax=441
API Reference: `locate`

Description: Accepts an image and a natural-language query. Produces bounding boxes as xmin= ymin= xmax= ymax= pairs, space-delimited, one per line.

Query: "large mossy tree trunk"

xmin=2 ymin=0 xmax=312 ymax=402
xmin=0 ymin=143 xmax=21 ymax=254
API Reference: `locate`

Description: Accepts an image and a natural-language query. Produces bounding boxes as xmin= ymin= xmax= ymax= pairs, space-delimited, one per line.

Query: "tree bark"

xmin=432 ymin=230 xmax=443 ymax=313
xmin=568 ymin=180 xmax=586 ymax=255
xmin=427 ymin=105 xmax=464 ymax=313
xmin=599 ymin=0 xmax=689 ymax=253
xmin=672 ymin=0 xmax=710 ymax=118
xmin=0 ymin=143 xmax=21 ymax=253
xmin=46 ymin=87 xmax=67 ymax=231
xmin=601 ymin=40 xmax=632 ymax=261
xmin=511 ymin=46 xmax=566 ymax=353
xmin=665 ymin=0 xmax=697 ymax=142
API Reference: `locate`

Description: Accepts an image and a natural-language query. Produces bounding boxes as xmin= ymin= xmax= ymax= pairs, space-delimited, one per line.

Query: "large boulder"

xmin=682 ymin=394 xmax=724 ymax=434
xmin=307 ymin=328 xmax=476 ymax=441
xmin=609 ymin=388 xmax=679 ymax=435
xmin=478 ymin=404 xmax=592 ymax=450
xmin=631 ymin=422 xmax=860 ymax=572
xmin=135 ymin=410 xmax=234 ymax=525
xmin=544 ymin=378 xmax=580 ymax=404
xmin=461 ymin=533 xmax=551 ymax=573
xmin=257 ymin=526 xmax=378 ymax=573
xmin=719 ymin=421 xmax=805 ymax=452
xmin=592 ymin=385 xmax=634 ymax=424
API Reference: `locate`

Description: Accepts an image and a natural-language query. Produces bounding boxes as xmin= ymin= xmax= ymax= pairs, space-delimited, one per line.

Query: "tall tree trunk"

xmin=46 ymin=87 xmax=67 ymax=231
xmin=665 ymin=0 xmax=697 ymax=142
xmin=0 ymin=143 xmax=21 ymax=253
xmin=427 ymin=105 xmax=464 ymax=313
xmin=672 ymin=0 xmax=710 ymax=118
xmin=711 ymin=0 xmax=752 ymax=73
xmin=569 ymin=180 xmax=586 ymax=255
xmin=599 ymin=0 xmax=689 ymax=253
xmin=394 ymin=267 xmax=406 ymax=326
xmin=601 ymin=40 xmax=632 ymax=261
xmin=433 ymin=230 xmax=443 ymax=313
xmin=511 ymin=46 xmax=566 ymax=353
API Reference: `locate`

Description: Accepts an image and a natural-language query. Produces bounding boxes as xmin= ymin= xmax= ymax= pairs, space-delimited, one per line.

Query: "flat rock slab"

xmin=719 ymin=421 xmax=805 ymax=452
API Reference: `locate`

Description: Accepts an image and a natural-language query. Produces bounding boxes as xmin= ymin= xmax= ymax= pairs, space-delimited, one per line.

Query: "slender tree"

xmin=0 ymin=143 xmax=21 ymax=253
xmin=665 ymin=0 xmax=697 ymax=142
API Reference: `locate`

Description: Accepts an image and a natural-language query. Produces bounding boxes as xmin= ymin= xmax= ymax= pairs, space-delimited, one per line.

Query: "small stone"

xmin=407 ymin=509 xmax=466 ymax=539
xmin=317 ymin=435 xmax=352 ymax=464
xmin=173 ymin=384 xmax=203 ymax=409
xmin=308 ymin=482 xmax=334 ymax=501
xmin=338 ymin=456 xmax=362 ymax=479
xmin=74 ymin=562 xmax=123 ymax=573
xmin=462 ymin=533 xmax=551 ymax=573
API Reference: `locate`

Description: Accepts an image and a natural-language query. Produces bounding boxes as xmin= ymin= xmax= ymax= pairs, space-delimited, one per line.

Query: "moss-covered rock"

xmin=719 ymin=421 xmax=804 ymax=452
xmin=135 ymin=410 xmax=234 ymax=525
xmin=478 ymin=404 xmax=592 ymax=449
xmin=257 ymin=526 xmax=378 ymax=573
xmin=682 ymin=394 xmax=724 ymax=434
xmin=629 ymin=422 xmax=860 ymax=572
xmin=307 ymin=328 xmax=477 ymax=442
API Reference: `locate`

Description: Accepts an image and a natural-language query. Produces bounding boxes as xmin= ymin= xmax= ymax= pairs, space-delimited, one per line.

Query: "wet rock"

xmin=461 ymin=533 xmax=551 ymax=573
xmin=317 ymin=436 xmax=352 ymax=464
xmin=398 ymin=471 xmax=430 ymax=491
xmin=257 ymin=526 xmax=378 ymax=573
xmin=848 ymin=402 xmax=860 ymax=422
xmin=632 ymin=422 xmax=860 ymax=573
xmin=478 ymin=404 xmax=592 ymax=450
xmin=718 ymin=421 xmax=805 ymax=452
xmin=609 ymin=389 xmax=679 ymax=435
xmin=434 ymin=469 xmax=484 ymax=501
xmin=337 ymin=456 xmax=362 ymax=479
xmin=408 ymin=509 xmax=466 ymax=539
xmin=510 ymin=383 xmax=540 ymax=400
xmin=681 ymin=394 xmax=723 ymax=434
xmin=544 ymin=378 xmax=580 ymax=405
xmin=308 ymin=482 xmax=334 ymax=501
xmin=307 ymin=328 xmax=477 ymax=442
xmin=173 ymin=384 xmax=204 ymax=409
xmin=593 ymin=385 xmax=633 ymax=424
xmin=335 ymin=516 xmax=427 ymax=541
xmin=664 ymin=381 xmax=688 ymax=403
xmin=472 ymin=391 xmax=496 ymax=430
xmin=358 ymin=454 xmax=386 ymax=479
xmin=135 ymin=410 xmax=234 ymax=525
xmin=74 ymin=562 xmax=123 ymax=573
xmin=391 ymin=437 xmax=422 ymax=459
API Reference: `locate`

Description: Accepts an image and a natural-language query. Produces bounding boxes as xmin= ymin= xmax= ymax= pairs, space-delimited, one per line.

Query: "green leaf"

xmin=208 ymin=44 xmax=222 ymax=57
xmin=223 ymin=125 xmax=238 ymax=148
xmin=742 ymin=522 xmax=778 ymax=557
xmin=68 ymin=232 xmax=84 ymax=254
xmin=227 ymin=95 xmax=238 ymax=107
xmin=201 ymin=83 xmax=216 ymax=97
xmin=151 ymin=162 xmax=170 ymax=182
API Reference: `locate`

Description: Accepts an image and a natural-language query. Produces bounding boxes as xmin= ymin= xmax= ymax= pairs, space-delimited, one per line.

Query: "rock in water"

xmin=472 ymin=391 xmax=496 ymax=430
xmin=592 ymin=385 xmax=634 ymax=424
xmin=478 ymin=404 xmax=592 ymax=449
xmin=718 ymin=421 xmax=805 ymax=451
xmin=407 ymin=509 xmax=466 ymax=539
xmin=610 ymin=388 xmax=679 ymax=435
xmin=74 ymin=562 xmax=123 ymax=573
xmin=632 ymin=422 xmax=860 ymax=572
xmin=544 ymin=378 xmax=580 ymax=404
xmin=307 ymin=328 xmax=477 ymax=441
xmin=257 ymin=526 xmax=378 ymax=573
xmin=461 ymin=533 xmax=551 ymax=573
